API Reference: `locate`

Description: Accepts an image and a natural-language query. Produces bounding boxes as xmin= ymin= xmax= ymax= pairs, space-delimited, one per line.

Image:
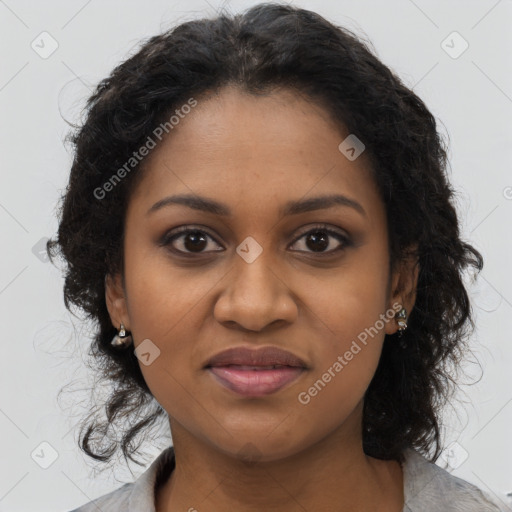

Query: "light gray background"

xmin=1 ymin=0 xmax=511 ymax=510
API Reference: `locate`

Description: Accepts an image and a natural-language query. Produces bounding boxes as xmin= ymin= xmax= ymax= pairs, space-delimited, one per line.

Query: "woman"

xmin=48 ymin=2 xmax=503 ymax=511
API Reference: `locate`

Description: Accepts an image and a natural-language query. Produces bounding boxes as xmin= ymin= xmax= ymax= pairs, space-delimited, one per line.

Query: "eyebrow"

xmin=146 ymin=193 xmax=367 ymax=218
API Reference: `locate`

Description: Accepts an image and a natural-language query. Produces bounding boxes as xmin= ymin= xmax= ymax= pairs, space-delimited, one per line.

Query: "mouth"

xmin=204 ymin=346 xmax=309 ymax=397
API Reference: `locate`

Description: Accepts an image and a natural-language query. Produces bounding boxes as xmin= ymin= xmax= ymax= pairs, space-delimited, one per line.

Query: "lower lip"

xmin=207 ymin=366 xmax=305 ymax=397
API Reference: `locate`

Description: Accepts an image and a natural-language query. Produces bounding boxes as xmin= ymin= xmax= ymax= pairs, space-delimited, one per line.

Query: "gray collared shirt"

xmin=69 ymin=445 xmax=504 ymax=511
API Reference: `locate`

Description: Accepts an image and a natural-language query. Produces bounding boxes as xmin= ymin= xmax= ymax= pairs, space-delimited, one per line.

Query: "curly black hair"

xmin=47 ymin=2 xmax=483 ymax=468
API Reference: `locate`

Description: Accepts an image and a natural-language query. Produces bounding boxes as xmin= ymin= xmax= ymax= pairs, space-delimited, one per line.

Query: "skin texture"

xmin=105 ymin=85 xmax=419 ymax=511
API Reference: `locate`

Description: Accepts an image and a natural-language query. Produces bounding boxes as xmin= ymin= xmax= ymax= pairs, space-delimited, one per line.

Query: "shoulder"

xmin=67 ymin=445 xmax=175 ymax=512
xmin=402 ymin=448 xmax=503 ymax=511
xmin=68 ymin=483 xmax=132 ymax=511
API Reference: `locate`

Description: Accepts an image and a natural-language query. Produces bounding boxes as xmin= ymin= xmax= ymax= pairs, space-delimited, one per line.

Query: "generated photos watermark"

xmin=297 ymin=302 xmax=402 ymax=405
xmin=93 ymin=97 xmax=198 ymax=200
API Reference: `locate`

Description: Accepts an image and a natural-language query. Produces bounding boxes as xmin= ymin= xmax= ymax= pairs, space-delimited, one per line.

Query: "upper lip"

xmin=205 ymin=346 xmax=308 ymax=368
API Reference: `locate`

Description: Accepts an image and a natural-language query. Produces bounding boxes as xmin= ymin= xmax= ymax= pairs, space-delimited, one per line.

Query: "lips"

xmin=205 ymin=346 xmax=308 ymax=369
xmin=204 ymin=346 xmax=308 ymax=397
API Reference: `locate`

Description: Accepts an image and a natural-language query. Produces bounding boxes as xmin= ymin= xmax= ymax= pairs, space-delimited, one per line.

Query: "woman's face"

xmin=106 ymin=85 xmax=415 ymax=461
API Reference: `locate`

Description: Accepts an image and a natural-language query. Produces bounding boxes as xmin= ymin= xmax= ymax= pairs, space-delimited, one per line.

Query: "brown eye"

xmin=289 ymin=225 xmax=351 ymax=255
xmin=161 ymin=227 xmax=224 ymax=255
xmin=160 ymin=223 xmax=351 ymax=258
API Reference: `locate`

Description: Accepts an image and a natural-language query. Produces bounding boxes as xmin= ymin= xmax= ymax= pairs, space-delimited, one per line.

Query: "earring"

xmin=396 ymin=307 xmax=408 ymax=348
xmin=111 ymin=322 xmax=133 ymax=348
xmin=396 ymin=307 xmax=408 ymax=333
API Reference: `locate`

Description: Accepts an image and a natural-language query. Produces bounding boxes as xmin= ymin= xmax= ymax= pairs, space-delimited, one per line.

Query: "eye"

xmin=289 ymin=224 xmax=351 ymax=255
xmin=160 ymin=226 xmax=224 ymax=255
xmin=160 ymin=223 xmax=352 ymax=257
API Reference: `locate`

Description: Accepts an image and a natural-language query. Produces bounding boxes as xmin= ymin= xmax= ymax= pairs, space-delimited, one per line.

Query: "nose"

xmin=213 ymin=250 xmax=298 ymax=332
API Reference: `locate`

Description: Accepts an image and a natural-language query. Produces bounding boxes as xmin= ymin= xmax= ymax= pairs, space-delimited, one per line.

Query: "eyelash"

xmin=160 ymin=224 xmax=352 ymax=257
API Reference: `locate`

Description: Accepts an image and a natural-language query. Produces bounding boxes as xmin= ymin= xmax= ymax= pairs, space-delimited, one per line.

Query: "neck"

xmin=156 ymin=408 xmax=403 ymax=512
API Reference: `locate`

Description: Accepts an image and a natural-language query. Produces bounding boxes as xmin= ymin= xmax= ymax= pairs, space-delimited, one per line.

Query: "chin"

xmin=209 ymin=431 xmax=303 ymax=464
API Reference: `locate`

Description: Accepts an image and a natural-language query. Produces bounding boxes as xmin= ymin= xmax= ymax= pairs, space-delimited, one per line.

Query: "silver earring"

xmin=396 ymin=307 xmax=408 ymax=348
xmin=396 ymin=307 xmax=408 ymax=332
xmin=111 ymin=322 xmax=133 ymax=348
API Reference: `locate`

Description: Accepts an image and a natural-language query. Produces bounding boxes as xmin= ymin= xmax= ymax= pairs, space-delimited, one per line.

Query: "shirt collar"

xmin=126 ymin=445 xmax=433 ymax=511
xmin=128 ymin=444 xmax=176 ymax=511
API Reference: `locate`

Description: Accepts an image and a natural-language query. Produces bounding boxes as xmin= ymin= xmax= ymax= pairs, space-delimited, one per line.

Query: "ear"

xmin=105 ymin=272 xmax=130 ymax=330
xmin=385 ymin=245 xmax=420 ymax=336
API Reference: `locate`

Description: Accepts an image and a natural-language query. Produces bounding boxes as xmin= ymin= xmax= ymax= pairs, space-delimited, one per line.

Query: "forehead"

xmin=128 ymin=85 xmax=383 ymax=224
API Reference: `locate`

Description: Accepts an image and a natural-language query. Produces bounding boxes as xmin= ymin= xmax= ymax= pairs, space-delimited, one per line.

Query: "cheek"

xmin=123 ymin=238 xmax=222 ymax=340
xmin=121 ymin=245 xmax=230 ymax=394
xmin=296 ymin=247 xmax=390 ymax=404
xmin=303 ymin=245 xmax=390 ymax=347
xmin=294 ymin=302 xmax=386 ymax=441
